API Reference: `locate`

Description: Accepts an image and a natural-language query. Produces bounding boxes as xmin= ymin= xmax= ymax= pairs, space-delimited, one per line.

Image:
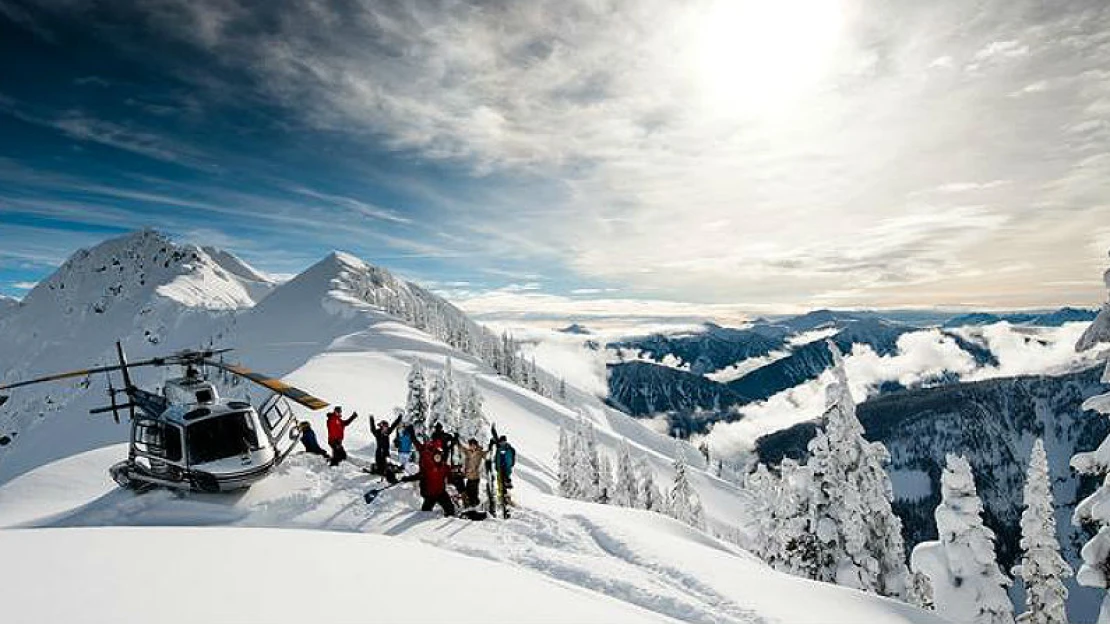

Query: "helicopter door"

xmin=131 ymin=418 xmax=186 ymax=481
xmin=258 ymin=394 xmax=300 ymax=463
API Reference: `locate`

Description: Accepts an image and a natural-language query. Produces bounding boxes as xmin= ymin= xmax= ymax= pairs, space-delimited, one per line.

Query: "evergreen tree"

xmin=458 ymin=379 xmax=489 ymax=442
xmin=428 ymin=358 xmax=460 ymax=432
xmin=598 ymin=454 xmax=614 ymax=504
xmin=557 ymin=424 xmax=575 ymax=498
xmin=910 ymin=454 xmax=1014 ymax=624
xmin=767 ymin=458 xmax=822 ymax=579
xmin=797 ymin=341 xmax=909 ymax=597
xmin=1014 ymin=439 xmax=1071 ymax=624
xmin=1072 ymin=251 xmax=1110 ymax=624
xmin=636 ymin=454 xmax=661 ymax=512
xmin=613 ymin=438 xmax=640 ymax=508
xmin=908 ymin=571 xmax=935 ymax=611
xmin=578 ymin=417 xmax=601 ymax=502
xmin=404 ymin=362 xmax=430 ymax=434
xmin=668 ymin=443 xmax=705 ymax=529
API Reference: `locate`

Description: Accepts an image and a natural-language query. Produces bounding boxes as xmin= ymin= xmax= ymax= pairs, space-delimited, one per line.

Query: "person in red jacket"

xmin=404 ymin=443 xmax=455 ymax=516
xmin=326 ymin=406 xmax=358 ymax=467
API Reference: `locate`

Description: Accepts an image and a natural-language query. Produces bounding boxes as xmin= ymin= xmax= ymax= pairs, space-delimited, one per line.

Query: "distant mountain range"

xmin=756 ymin=365 xmax=1109 ymax=621
xmin=604 ymin=307 xmax=1090 ymax=432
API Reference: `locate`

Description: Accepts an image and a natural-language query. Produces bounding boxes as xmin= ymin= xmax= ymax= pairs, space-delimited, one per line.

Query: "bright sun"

xmin=691 ymin=0 xmax=845 ymax=116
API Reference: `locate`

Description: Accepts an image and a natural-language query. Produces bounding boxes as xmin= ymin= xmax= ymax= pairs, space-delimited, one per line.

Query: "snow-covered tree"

xmin=1014 ymin=439 xmax=1070 ymax=624
xmin=1072 ymin=250 xmax=1110 ymax=624
xmin=428 ymin=358 xmax=460 ymax=432
xmin=582 ymin=418 xmax=602 ymax=502
xmin=764 ymin=458 xmax=822 ymax=579
xmin=557 ymin=416 xmax=604 ymax=502
xmin=793 ymin=341 xmax=908 ymax=597
xmin=636 ymin=454 xmax=661 ymax=512
xmin=598 ymin=454 xmax=614 ymax=504
xmin=404 ymin=362 xmax=430 ymax=433
xmin=911 ymin=454 xmax=1014 ymax=624
xmin=457 ymin=379 xmax=489 ymax=443
xmin=745 ymin=463 xmax=780 ymax=561
xmin=613 ymin=439 xmax=640 ymax=508
xmin=557 ymin=424 xmax=574 ymax=498
xmin=908 ymin=571 xmax=935 ymax=611
xmin=668 ymin=443 xmax=705 ymax=529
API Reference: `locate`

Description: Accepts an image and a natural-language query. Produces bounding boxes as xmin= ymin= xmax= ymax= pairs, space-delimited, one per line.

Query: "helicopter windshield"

xmin=186 ymin=411 xmax=260 ymax=465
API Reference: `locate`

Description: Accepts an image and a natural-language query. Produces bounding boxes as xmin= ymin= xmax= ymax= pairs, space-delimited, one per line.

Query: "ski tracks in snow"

xmin=414 ymin=505 xmax=767 ymax=624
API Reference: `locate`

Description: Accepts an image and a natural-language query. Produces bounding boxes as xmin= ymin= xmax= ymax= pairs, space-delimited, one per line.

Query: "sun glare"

xmin=691 ymin=0 xmax=845 ymax=116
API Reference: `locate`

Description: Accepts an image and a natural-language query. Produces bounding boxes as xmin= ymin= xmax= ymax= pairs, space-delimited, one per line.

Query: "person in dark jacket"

xmin=495 ymin=435 xmax=516 ymax=489
xmin=430 ymin=423 xmax=452 ymax=451
xmin=326 ymin=406 xmax=358 ymax=467
xmin=298 ymin=421 xmax=329 ymax=460
xmin=372 ymin=413 xmax=402 ymax=482
xmin=402 ymin=447 xmax=455 ymax=516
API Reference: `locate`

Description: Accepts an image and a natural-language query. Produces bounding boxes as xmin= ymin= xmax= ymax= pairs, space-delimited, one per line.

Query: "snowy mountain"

xmin=757 ymin=366 xmax=1109 ymax=621
xmin=0 ymin=296 xmax=17 ymax=322
xmin=943 ymin=307 xmax=1098 ymax=328
xmin=0 ymin=230 xmax=274 ymax=481
xmin=607 ymin=361 xmax=750 ymax=426
xmin=0 ymin=231 xmax=944 ymax=624
xmin=610 ymin=322 xmax=787 ymax=375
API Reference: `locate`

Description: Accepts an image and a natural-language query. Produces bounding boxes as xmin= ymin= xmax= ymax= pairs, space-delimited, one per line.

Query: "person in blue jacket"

xmin=396 ymin=424 xmax=417 ymax=474
xmin=495 ymin=435 xmax=516 ymax=489
xmin=298 ymin=421 xmax=329 ymax=460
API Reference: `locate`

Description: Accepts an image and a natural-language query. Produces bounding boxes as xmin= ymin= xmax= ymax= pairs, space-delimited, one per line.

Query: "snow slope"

xmin=0 ymin=527 xmax=668 ymax=624
xmin=0 ymin=448 xmax=941 ymax=624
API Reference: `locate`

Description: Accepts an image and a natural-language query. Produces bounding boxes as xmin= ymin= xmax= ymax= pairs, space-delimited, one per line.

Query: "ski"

xmin=490 ymin=423 xmax=510 ymax=519
xmin=484 ymin=424 xmax=500 ymax=517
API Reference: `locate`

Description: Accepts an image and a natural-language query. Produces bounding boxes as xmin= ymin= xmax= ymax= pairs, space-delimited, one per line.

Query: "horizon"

xmin=1 ymin=228 xmax=1101 ymax=328
xmin=2 ymin=1 xmax=1110 ymax=317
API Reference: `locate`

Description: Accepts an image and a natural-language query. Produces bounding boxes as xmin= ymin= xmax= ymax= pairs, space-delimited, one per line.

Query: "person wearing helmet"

xmin=298 ymin=421 xmax=329 ymax=460
xmin=326 ymin=406 xmax=358 ymax=467
xmin=371 ymin=412 xmax=403 ymax=483
xmin=402 ymin=446 xmax=455 ymax=516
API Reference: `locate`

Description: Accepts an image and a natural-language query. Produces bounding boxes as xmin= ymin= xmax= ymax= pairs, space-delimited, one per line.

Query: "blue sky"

xmin=2 ymin=0 xmax=1109 ymax=320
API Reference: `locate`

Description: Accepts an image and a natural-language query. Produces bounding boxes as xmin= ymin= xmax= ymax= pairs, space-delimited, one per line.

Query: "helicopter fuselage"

xmin=112 ymin=375 xmax=301 ymax=492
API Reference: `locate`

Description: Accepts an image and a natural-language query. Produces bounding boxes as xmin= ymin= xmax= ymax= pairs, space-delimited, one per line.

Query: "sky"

xmin=2 ymin=0 xmax=1110 ymax=322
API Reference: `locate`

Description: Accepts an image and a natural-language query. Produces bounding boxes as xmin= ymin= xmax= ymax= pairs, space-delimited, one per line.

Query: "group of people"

xmin=298 ymin=405 xmax=517 ymax=517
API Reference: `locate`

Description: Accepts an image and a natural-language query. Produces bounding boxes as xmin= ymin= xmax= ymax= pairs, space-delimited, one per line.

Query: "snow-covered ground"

xmin=0 ymin=444 xmax=939 ymax=624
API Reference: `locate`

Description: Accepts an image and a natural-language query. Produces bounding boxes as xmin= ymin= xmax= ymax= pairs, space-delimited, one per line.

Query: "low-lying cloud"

xmin=698 ymin=322 xmax=1110 ymax=461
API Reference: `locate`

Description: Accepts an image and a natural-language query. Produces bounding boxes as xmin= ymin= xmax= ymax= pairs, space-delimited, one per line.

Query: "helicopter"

xmin=0 ymin=342 xmax=330 ymax=493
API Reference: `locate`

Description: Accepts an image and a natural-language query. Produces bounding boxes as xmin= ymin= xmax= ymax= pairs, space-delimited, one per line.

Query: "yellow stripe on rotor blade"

xmin=226 ymin=364 xmax=329 ymax=410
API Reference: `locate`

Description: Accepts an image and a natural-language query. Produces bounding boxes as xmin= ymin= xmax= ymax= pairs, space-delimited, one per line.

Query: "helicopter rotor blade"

xmin=202 ymin=359 xmax=329 ymax=410
xmin=0 ymin=363 xmax=133 ymax=392
xmin=0 ymin=350 xmax=230 ymax=396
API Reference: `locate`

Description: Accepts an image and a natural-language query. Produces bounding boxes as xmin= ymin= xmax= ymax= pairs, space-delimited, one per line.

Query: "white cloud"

xmin=18 ymin=0 xmax=1110 ymax=309
xmin=11 ymin=282 xmax=37 ymax=290
xmin=703 ymin=322 xmax=1108 ymax=459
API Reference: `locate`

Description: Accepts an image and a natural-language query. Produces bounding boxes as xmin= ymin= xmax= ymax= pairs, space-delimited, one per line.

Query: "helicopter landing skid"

xmin=109 ymin=461 xmax=186 ymax=493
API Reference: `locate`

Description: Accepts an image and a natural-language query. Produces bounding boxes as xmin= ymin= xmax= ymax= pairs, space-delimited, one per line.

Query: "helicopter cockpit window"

xmin=186 ymin=411 xmax=260 ymax=465
xmin=134 ymin=421 xmax=183 ymax=463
